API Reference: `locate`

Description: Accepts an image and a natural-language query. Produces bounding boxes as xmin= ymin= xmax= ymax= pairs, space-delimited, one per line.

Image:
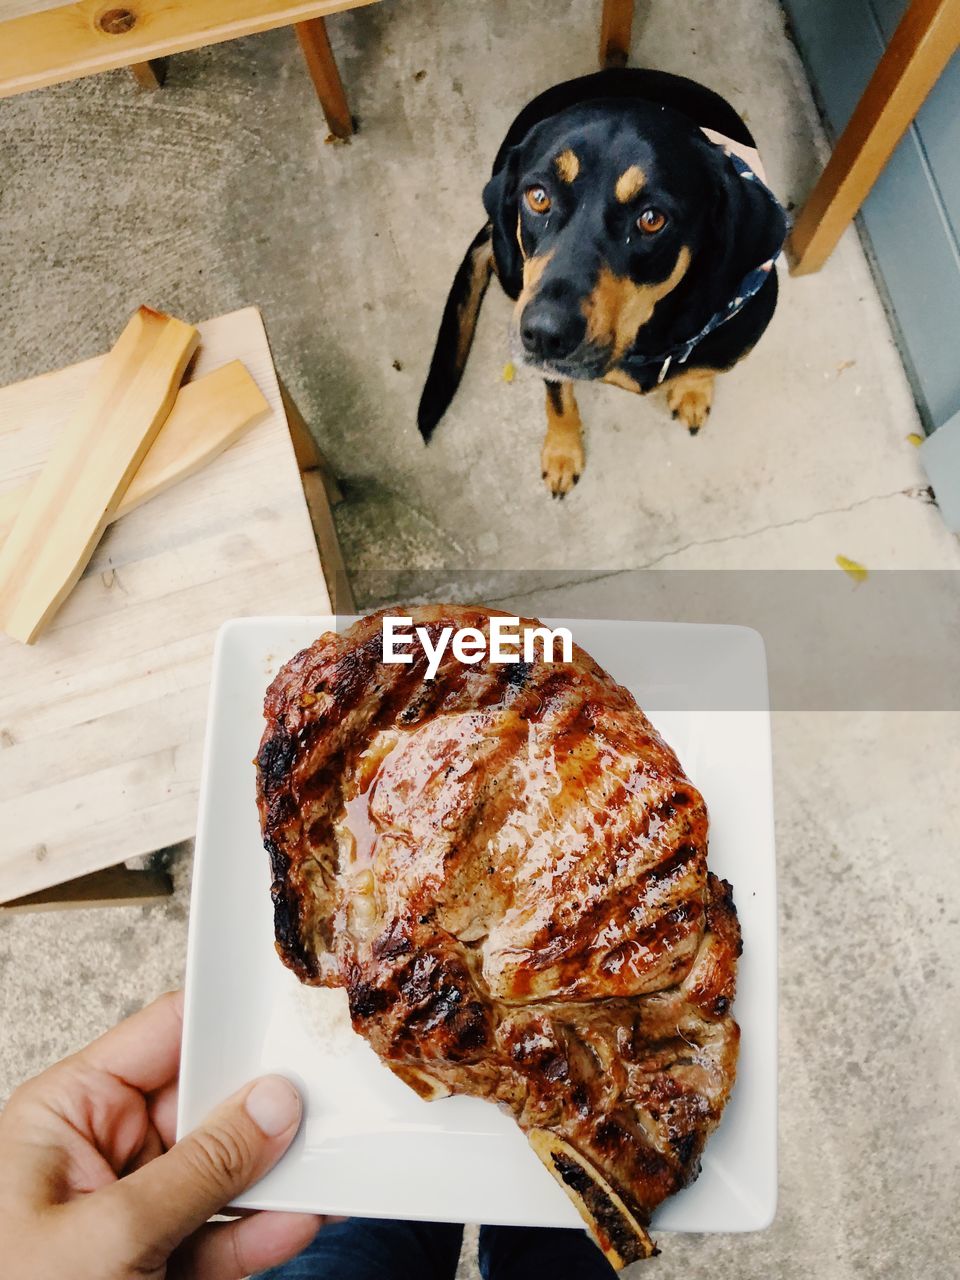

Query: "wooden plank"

xmin=128 ymin=58 xmax=166 ymax=90
xmin=0 ymin=3 xmax=71 ymax=18
xmin=0 ymin=307 xmax=198 ymax=643
xmin=280 ymin=378 xmax=323 ymax=471
xmin=788 ymin=0 xmax=960 ymax=275
xmin=0 ymin=307 xmax=333 ymax=903
xmin=295 ymin=16 xmax=353 ymax=137
xmin=0 ymin=865 xmax=173 ymax=912
xmin=301 ymin=468 xmax=355 ymax=613
xmin=0 ymin=360 xmax=269 ymax=546
xmin=1 ymin=789 xmax=201 ymax=905
xmin=278 ymin=380 xmax=344 ymax=501
xmin=599 ymin=0 xmax=634 ymax=69
xmin=0 ymin=543 xmax=324 ymax=902
xmin=0 ymin=0 xmax=378 ymax=98
xmin=279 ymin=379 xmax=352 ymax=609
xmin=1 ymin=635 xmax=213 ymax=744
xmin=0 ymin=542 xmax=315 ymax=773
xmin=0 ymin=711 xmax=205 ymax=846
xmin=0 ymin=683 xmax=207 ymax=801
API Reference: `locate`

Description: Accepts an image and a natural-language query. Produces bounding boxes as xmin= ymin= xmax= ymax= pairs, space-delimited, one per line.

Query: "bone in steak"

xmin=256 ymin=606 xmax=741 ymax=1267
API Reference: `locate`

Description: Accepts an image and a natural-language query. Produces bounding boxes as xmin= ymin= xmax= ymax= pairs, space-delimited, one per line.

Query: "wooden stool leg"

xmin=278 ymin=380 xmax=355 ymax=614
xmin=279 ymin=380 xmax=345 ymax=502
xmin=128 ymin=60 xmax=166 ymax=91
xmin=788 ymin=0 xmax=960 ymax=275
xmin=599 ymin=0 xmax=634 ymax=68
xmin=295 ymin=18 xmax=354 ymax=138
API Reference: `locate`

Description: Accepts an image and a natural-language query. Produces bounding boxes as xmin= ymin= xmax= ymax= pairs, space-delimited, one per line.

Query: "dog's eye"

xmin=525 ymin=186 xmax=552 ymax=215
xmin=637 ymin=208 xmax=667 ymax=235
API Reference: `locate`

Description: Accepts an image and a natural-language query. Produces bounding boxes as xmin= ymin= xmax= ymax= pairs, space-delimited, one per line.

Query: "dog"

xmin=417 ymin=69 xmax=787 ymax=496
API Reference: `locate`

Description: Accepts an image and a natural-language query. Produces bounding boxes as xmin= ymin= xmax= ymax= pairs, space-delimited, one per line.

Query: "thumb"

xmin=86 ymin=1075 xmax=303 ymax=1269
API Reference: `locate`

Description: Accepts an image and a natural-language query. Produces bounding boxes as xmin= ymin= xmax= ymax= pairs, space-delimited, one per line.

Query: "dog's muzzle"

xmin=519 ymin=297 xmax=585 ymax=363
xmin=513 ymin=299 xmax=609 ymax=380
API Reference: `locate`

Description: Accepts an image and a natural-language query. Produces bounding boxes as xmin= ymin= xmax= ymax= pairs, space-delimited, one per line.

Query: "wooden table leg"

xmin=278 ymin=380 xmax=355 ymax=614
xmin=295 ymin=17 xmax=354 ymax=138
xmin=128 ymin=59 xmax=166 ymax=91
xmin=599 ymin=0 xmax=634 ymax=68
xmin=280 ymin=380 xmax=322 ymax=471
xmin=788 ymin=0 xmax=960 ymax=276
xmin=0 ymin=864 xmax=173 ymax=913
xmin=279 ymin=380 xmax=344 ymax=502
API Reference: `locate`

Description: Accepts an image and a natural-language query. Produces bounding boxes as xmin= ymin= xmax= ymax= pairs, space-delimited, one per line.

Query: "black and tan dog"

xmin=418 ymin=69 xmax=787 ymax=495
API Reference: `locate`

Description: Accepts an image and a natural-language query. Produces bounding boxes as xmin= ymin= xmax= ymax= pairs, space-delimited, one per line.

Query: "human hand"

xmin=0 ymin=990 xmax=321 ymax=1279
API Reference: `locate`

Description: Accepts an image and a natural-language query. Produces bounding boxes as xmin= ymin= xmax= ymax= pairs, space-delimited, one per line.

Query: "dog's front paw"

xmin=541 ymin=434 xmax=584 ymax=497
xmin=666 ymin=379 xmax=714 ymax=434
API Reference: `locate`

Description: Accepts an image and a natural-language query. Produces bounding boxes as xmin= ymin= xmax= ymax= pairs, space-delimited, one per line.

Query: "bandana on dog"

xmin=622 ymin=128 xmax=787 ymax=387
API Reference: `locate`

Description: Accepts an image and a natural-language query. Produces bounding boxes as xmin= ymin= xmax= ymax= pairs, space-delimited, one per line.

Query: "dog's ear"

xmin=701 ymin=146 xmax=786 ymax=316
xmin=483 ymin=146 xmax=524 ymax=300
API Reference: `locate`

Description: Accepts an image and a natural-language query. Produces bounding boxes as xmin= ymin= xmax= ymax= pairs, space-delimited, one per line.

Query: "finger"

xmin=80 ymin=990 xmax=184 ymax=1093
xmin=173 ymin=1211 xmax=321 ymax=1280
xmin=148 ymin=1078 xmax=179 ymax=1149
xmin=82 ymin=1075 xmax=303 ymax=1269
xmin=0 ymin=1065 xmax=121 ymax=1201
xmin=122 ymin=1121 xmax=166 ymax=1175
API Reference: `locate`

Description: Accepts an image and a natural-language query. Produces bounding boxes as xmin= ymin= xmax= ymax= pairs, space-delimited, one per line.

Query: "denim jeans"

xmin=256 ymin=1218 xmax=617 ymax=1279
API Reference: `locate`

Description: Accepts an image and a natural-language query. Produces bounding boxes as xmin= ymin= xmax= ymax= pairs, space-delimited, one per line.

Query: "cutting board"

xmin=0 ymin=307 xmax=332 ymax=904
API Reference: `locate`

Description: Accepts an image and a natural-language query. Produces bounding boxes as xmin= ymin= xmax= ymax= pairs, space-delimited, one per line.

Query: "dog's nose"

xmin=520 ymin=302 xmax=584 ymax=362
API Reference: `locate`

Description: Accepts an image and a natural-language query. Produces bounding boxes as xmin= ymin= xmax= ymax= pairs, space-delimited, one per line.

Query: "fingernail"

xmin=245 ymin=1075 xmax=302 ymax=1136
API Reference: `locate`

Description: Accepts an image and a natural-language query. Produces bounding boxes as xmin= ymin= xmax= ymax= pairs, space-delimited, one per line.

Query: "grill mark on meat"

xmin=609 ymin=899 xmax=700 ymax=964
xmin=398 ymin=682 xmax=443 ymax=724
xmin=265 ymin=791 xmax=297 ymax=836
xmin=257 ymin=730 xmax=296 ymax=795
xmin=327 ymin=634 xmax=385 ymax=714
xmin=382 ymin=950 xmax=493 ymax=1061
xmin=632 ymin=840 xmax=701 ymax=897
xmin=266 ymin=837 xmax=321 ymax=981
xmin=372 ymin=923 xmax=413 ymax=962
xmin=487 ymin=823 xmax=705 ymax=1003
xmin=264 ymin=835 xmax=289 ymax=885
xmin=255 ymin=607 xmax=740 ymax=1262
xmin=503 ymin=659 xmax=532 ymax=688
xmin=347 ymin=977 xmax=391 ymax=1020
xmin=669 ymin=1131 xmax=698 ymax=1166
xmin=305 ymin=815 xmax=332 ymax=847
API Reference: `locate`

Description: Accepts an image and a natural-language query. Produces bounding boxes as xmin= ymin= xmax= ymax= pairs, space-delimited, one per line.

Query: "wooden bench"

xmin=0 ymin=0 xmax=636 ymax=137
xmin=0 ymin=0 xmax=380 ymax=137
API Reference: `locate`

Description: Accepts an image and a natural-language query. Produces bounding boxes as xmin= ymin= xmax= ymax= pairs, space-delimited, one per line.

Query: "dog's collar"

xmin=700 ymin=126 xmax=767 ymax=184
xmin=619 ymin=135 xmax=786 ymax=387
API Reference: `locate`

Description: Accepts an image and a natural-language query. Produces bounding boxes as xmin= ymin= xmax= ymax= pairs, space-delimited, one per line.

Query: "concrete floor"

xmin=1 ymin=0 xmax=959 ymax=1276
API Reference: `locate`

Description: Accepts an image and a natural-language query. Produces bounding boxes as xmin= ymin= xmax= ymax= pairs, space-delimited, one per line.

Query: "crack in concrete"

xmin=468 ymin=486 xmax=937 ymax=611
xmin=484 ymin=486 xmax=930 ymax=607
xmin=635 ymin=486 xmax=927 ymax=569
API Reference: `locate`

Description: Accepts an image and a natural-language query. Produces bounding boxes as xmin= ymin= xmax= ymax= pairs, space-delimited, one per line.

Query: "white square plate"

xmin=179 ymin=617 xmax=777 ymax=1234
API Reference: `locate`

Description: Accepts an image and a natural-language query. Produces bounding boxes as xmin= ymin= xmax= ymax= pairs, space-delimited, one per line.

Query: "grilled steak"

xmin=256 ymin=606 xmax=741 ymax=1266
